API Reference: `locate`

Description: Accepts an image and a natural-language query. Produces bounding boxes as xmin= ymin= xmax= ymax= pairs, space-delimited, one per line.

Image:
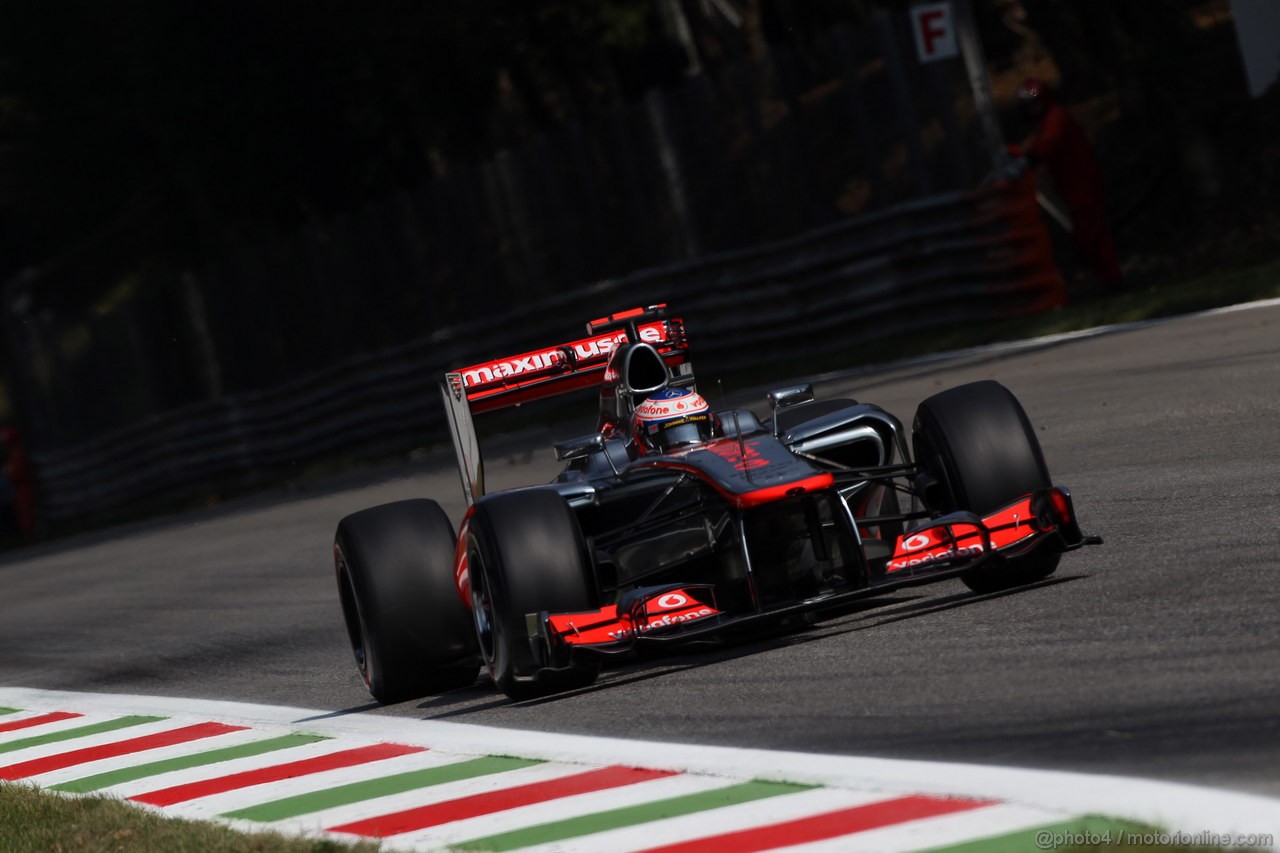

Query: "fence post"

xmin=952 ymin=0 xmax=1010 ymax=174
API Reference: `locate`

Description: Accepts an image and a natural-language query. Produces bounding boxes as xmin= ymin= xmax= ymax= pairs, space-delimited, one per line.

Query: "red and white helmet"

xmin=631 ymin=388 xmax=717 ymax=454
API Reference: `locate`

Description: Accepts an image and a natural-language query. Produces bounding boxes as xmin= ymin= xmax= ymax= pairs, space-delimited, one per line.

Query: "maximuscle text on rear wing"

xmin=439 ymin=306 xmax=691 ymax=505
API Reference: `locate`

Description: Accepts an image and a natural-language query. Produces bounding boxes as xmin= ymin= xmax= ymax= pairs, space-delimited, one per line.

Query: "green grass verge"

xmin=0 ymin=782 xmax=380 ymax=853
xmin=928 ymin=813 xmax=1271 ymax=853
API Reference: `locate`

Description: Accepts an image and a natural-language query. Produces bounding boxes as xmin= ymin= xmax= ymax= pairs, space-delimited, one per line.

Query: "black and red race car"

xmin=334 ymin=306 xmax=1100 ymax=702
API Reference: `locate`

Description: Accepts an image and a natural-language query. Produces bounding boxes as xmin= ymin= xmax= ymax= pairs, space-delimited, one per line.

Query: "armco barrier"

xmin=30 ymin=181 xmax=1063 ymax=523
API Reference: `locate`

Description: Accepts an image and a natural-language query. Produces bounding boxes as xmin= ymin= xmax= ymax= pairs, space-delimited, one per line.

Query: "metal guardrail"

xmin=31 ymin=181 xmax=1062 ymax=523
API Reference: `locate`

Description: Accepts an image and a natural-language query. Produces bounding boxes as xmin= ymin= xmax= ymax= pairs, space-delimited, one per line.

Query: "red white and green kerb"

xmin=1 ymin=690 xmax=1276 ymax=852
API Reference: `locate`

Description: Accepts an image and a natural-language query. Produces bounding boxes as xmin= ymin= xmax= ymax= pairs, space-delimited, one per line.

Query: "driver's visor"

xmin=657 ymin=413 xmax=711 ymax=449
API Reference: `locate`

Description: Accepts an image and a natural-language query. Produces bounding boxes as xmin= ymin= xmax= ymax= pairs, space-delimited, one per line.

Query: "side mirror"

xmin=769 ymin=384 xmax=814 ymax=437
xmin=768 ymin=384 xmax=814 ymax=410
xmin=554 ymin=433 xmax=606 ymax=462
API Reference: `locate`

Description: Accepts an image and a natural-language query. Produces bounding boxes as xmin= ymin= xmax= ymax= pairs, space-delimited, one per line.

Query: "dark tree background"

xmin=0 ymin=1 xmax=661 ymax=307
xmin=0 ymin=0 xmax=1268 ymax=313
xmin=0 ymin=0 xmax=1273 ymax=520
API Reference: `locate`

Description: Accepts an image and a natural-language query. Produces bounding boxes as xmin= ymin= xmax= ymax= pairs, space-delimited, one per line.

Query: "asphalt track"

xmin=3 ymin=301 xmax=1278 ymax=800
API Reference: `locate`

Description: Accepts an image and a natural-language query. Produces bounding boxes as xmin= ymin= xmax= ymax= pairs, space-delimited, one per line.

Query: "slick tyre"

xmin=466 ymin=490 xmax=600 ymax=701
xmin=335 ymin=499 xmax=479 ymax=703
xmin=912 ymin=380 xmax=1060 ymax=594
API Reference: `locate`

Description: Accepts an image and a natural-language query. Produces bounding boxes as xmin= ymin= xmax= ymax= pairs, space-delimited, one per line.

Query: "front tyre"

xmin=912 ymin=380 xmax=1060 ymax=593
xmin=467 ymin=490 xmax=600 ymax=700
xmin=335 ymin=499 xmax=479 ymax=703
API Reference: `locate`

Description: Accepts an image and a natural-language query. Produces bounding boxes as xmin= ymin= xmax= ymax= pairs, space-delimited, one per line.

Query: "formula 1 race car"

xmin=334 ymin=306 xmax=1101 ymax=702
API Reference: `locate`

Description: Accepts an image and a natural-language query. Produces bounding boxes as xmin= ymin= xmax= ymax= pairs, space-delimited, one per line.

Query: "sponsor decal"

xmin=462 ymin=350 xmax=566 ymax=388
xmin=606 ymin=608 xmax=716 ymax=641
xmin=901 ymin=533 xmax=932 ymax=552
xmin=459 ymin=323 xmax=668 ymax=389
xmin=634 ymin=389 xmax=709 ymax=421
xmin=569 ymin=325 xmax=663 ymax=361
xmin=887 ymin=543 xmax=985 ymax=572
xmin=886 ymin=501 xmax=1046 ymax=573
xmin=655 ymin=593 xmax=688 ymax=609
xmin=547 ymin=588 xmax=720 ymax=645
xmin=447 ymin=373 xmax=465 ymax=402
xmin=649 ymin=413 xmax=708 ymax=433
xmin=703 ymin=439 xmax=770 ymax=472
xmin=887 ymin=522 xmax=987 ymax=573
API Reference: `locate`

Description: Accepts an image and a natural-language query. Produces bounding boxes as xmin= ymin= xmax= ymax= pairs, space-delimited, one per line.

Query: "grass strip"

xmin=921 ymin=813 xmax=1270 ymax=852
xmin=51 ymin=733 xmax=329 ymax=794
xmin=0 ymin=708 xmax=18 ymax=716
xmin=453 ymin=780 xmax=816 ymax=852
xmin=223 ymin=755 xmax=543 ymax=823
xmin=0 ymin=781 xmax=378 ymax=852
xmin=0 ymin=716 xmax=164 ymax=756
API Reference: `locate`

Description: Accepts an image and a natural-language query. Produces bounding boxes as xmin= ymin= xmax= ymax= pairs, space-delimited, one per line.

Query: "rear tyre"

xmin=467 ymin=490 xmax=600 ymax=700
xmin=912 ymin=381 xmax=1060 ymax=593
xmin=335 ymin=499 xmax=479 ymax=703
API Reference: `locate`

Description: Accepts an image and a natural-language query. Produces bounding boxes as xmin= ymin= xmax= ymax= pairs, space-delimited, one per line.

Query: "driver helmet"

xmin=632 ymin=388 xmax=717 ymax=454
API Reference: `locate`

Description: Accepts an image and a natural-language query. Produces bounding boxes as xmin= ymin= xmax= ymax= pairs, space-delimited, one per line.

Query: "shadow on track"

xmin=400 ymin=576 xmax=1087 ymax=713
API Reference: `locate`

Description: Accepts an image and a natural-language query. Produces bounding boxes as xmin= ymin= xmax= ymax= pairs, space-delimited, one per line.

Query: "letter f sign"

xmin=912 ymin=3 xmax=958 ymax=63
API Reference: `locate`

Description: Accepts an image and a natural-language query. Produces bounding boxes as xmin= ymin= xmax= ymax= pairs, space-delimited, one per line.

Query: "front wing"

xmin=530 ymin=488 xmax=1100 ymax=670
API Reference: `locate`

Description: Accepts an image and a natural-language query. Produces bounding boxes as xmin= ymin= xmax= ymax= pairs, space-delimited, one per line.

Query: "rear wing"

xmin=440 ymin=306 xmax=691 ymax=505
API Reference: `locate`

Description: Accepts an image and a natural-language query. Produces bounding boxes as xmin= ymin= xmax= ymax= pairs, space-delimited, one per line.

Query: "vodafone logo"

xmin=607 ymin=606 xmax=716 ymax=640
xmin=637 ymin=397 xmax=706 ymax=421
xmin=637 ymin=401 xmax=676 ymax=419
xmin=656 ymin=593 xmax=688 ymax=609
xmin=888 ymin=543 xmax=984 ymax=572
xmin=636 ymin=387 xmax=709 ymax=423
xmin=902 ymin=533 xmax=932 ymax=552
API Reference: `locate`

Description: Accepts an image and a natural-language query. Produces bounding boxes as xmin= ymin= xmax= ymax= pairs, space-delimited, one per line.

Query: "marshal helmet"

xmin=1017 ymin=77 xmax=1054 ymax=118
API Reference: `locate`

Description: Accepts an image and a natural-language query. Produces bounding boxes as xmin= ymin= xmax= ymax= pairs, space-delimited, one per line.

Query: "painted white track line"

xmin=2 ymin=687 xmax=1277 ymax=851
xmin=805 ymin=295 xmax=1280 ymax=386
